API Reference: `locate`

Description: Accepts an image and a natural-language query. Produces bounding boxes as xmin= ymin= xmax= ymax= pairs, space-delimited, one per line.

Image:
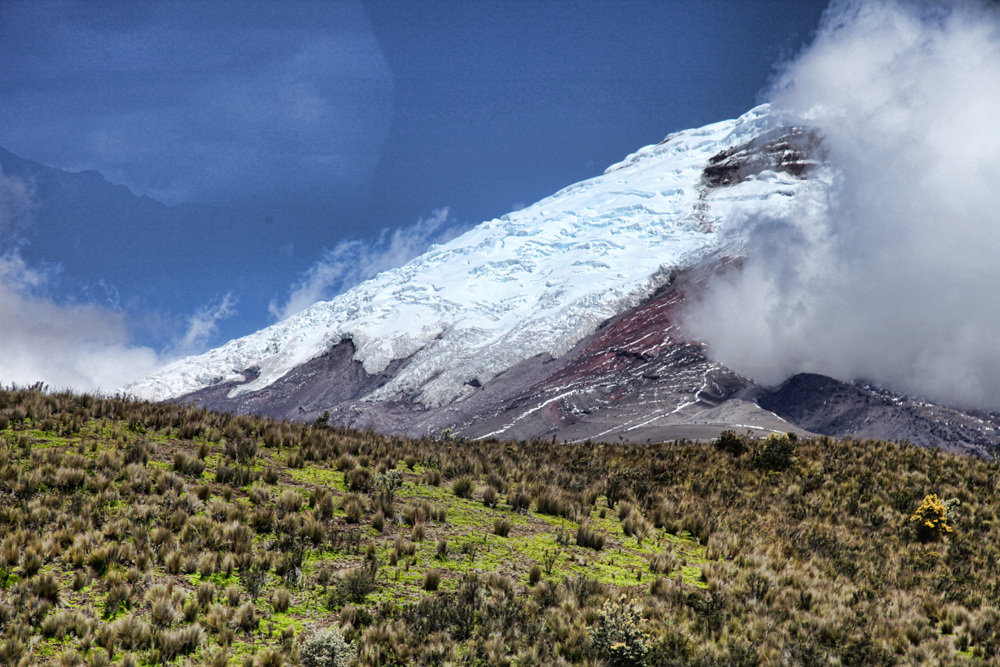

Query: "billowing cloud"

xmin=270 ymin=208 xmax=472 ymax=320
xmin=171 ymin=292 xmax=237 ymax=358
xmin=683 ymin=0 xmax=1000 ymax=410
xmin=0 ymin=170 xmax=235 ymax=392
xmin=0 ymin=249 xmax=162 ymax=392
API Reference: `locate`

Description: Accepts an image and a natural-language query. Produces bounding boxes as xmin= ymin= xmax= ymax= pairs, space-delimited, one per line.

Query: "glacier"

xmin=123 ymin=104 xmax=830 ymax=408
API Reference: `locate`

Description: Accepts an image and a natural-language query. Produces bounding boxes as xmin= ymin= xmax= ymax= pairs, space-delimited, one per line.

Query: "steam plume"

xmin=683 ymin=0 xmax=1000 ymax=410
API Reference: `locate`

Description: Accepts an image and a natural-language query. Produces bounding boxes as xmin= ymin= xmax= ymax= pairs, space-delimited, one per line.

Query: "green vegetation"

xmin=1 ymin=387 xmax=1000 ymax=665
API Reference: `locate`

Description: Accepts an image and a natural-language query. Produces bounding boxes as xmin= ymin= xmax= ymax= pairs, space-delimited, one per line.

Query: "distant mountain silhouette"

xmin=0 ymin=147 xmax=295 ymax=346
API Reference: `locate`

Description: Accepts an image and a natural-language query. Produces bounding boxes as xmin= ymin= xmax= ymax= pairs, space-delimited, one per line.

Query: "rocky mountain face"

xmin=123 ymin=107 xmax=1000 ymax=455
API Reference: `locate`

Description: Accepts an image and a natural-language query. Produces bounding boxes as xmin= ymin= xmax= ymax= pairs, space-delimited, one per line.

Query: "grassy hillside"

xmin=1 ymin=386 xmax=999 ymax=667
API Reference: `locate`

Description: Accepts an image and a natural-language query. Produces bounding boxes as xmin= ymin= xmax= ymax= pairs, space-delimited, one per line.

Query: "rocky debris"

xmin=702 ymin=126 xmax=824 ymax=187
xmin=758 ymin=373 xmax=1000 ymax=457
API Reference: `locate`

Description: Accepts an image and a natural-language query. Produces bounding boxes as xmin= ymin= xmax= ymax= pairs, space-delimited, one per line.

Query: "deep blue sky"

xmin=0 ymin=0 xmax=828 ymax=388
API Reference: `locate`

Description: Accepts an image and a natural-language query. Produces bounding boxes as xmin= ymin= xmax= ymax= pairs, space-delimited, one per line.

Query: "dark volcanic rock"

xmin=758 ymin=373 xmax=1000 ymax=456
xmin=702 ymin=127 xmax=824 ymax=187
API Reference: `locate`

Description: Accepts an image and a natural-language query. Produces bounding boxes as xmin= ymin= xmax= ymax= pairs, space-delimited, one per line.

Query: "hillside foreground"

xmin=1 ymin=386 xmax=999 ymax=666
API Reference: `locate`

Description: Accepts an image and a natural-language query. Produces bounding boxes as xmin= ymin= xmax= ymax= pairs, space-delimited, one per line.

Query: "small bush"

xmin=590 ymin=598 xmax=649 ymax=667
xmin=714 ymin=429 xmax=748 ymax=456
xmin=339 ymin=566 xmax=376 ymax=604
xmin=423 ymin=570 xmax=441 ymax=591
xmin=300 ymin=625 xmax=355 ymax=667
xmin=910 ymin=494 xmax=953 ymax=542
xmin=751 ymin=433 xmax=797 ymax=472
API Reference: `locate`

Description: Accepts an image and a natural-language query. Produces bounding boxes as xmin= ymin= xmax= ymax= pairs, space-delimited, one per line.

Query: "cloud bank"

xmin=0 ymin=169 xmax=236 ymax=392
xmin=270 ymin=208 xmax=472 ymax=321
xmin=683 ymin=0 xmax=1000 ymax=410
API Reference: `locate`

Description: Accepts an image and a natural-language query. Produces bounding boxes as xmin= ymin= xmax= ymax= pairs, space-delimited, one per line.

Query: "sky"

xmin=0 ymin=0 xmax=828 ymax=392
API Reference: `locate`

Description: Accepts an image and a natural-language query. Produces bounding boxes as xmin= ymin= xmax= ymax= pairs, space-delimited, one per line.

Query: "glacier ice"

xmin=123 ymin=104 xmax=828 ymax=408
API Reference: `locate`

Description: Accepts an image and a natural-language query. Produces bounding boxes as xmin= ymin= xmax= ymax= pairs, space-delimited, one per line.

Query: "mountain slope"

xmin=123 ymin=106 xmax=1000 ymax=454
xmin=125 ymin=106 xmax=822 ymax=407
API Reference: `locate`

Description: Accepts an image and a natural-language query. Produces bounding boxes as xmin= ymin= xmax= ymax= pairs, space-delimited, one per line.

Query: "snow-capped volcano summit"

xmin=122 ymin=105 xmax=1000 ymax=453
xmin=126 ymin=104 xmax=822 ymax=407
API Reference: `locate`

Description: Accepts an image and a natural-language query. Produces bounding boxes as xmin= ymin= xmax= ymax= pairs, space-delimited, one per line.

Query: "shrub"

xmin=300 ymin=625 xmax=355 ymax=667
xmin=423 ymin=570 xmax=441 ymax=591
xmin=714 ymin=429 xmax=748 ymax=456
xmin=590 ymin=598 xmax=649 ymax=667
xmin=910 ymin=494 xmax=953 ymax=541
xmin=751 ymin=433 xmax=797 ymax=472
xmin=529 ymin=564 xmax=542 ymax=585
xmin=340 ymin=566 xmax=377 ymax=604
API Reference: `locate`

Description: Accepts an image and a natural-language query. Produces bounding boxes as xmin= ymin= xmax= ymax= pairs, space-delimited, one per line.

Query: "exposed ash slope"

xmin=758 ymin=374 xmax=1000 ymax=457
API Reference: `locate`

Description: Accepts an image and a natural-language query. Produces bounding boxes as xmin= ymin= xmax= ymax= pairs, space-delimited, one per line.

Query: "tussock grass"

xmin=1 ymin=386 xmax=999 ymax=665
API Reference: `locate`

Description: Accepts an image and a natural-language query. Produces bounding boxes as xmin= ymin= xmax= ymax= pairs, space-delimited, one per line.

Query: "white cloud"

xmin=270 ymin=208 xmax=472 ymax=321
xmin=683 ymin=0 xmax=1000 ymax=410
xmin=171 ymin=292 xmax=237 ymax=358
xmin=0 ymin=249 xmax=162 ymax=392
xmin=0 ymin=169 xmax=237 ymax=392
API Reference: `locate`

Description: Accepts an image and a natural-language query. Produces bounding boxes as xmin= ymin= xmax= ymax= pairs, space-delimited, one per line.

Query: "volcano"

xmin=123 ymin=106 xmax=1000 ymax=455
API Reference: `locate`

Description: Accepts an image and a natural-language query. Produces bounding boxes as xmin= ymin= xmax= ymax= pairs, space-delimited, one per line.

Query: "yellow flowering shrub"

xmin=910 ymin=494 xmax=952 ymax=541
